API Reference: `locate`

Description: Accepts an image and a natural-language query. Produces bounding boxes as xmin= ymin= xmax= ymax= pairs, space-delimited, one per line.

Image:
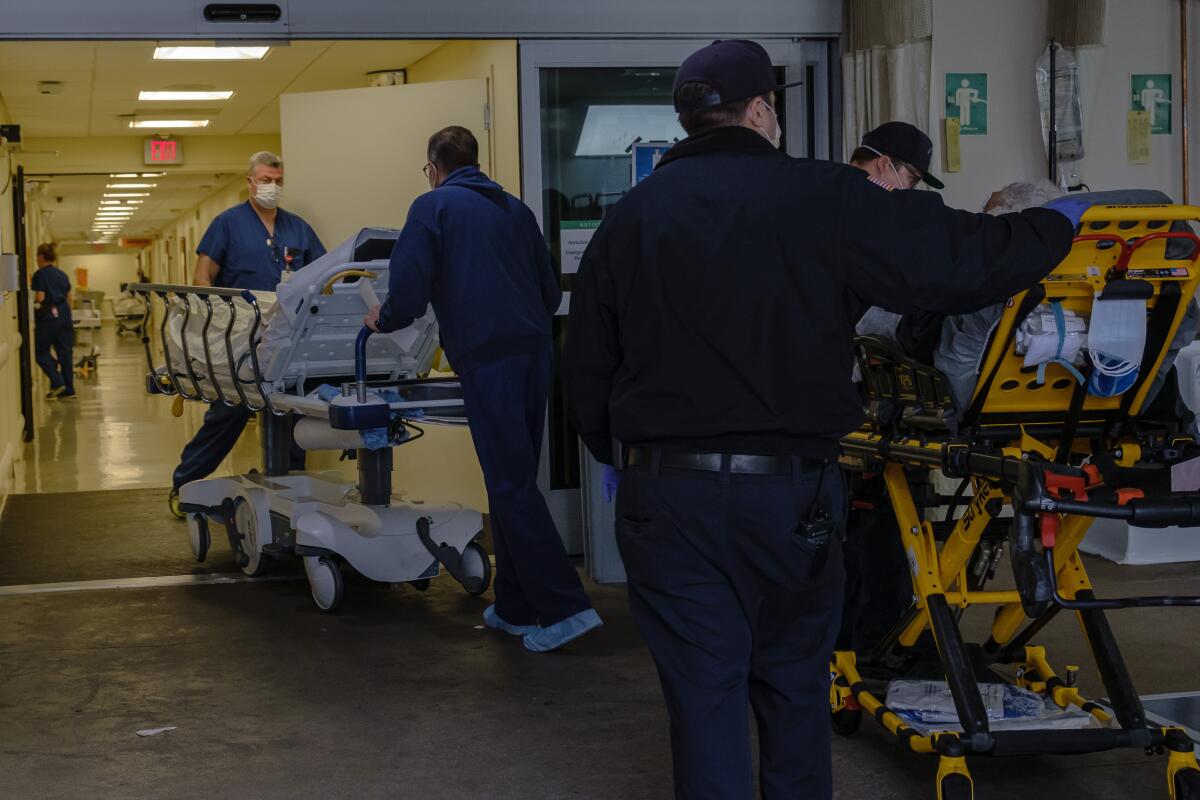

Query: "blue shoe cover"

xmin=483 ymin=604 xmax=538 ymax=636
xmin=522 ymin=608 xmax=603 ymax=652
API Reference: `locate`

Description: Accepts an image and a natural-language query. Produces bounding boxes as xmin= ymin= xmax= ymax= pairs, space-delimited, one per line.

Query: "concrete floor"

xmin=2 ymin=323 xmax=1198 ymax=799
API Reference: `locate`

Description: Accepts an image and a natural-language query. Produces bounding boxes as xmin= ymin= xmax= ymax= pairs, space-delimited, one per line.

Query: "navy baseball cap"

xmin=861 ymin=121 xmax=944 ymax=189
xmin=673 ymin=40 xmax=800 ymax=112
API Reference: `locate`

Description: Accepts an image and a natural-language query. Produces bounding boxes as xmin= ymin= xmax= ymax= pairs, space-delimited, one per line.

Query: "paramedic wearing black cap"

xmin=563 ymin=39 xmax=1078 ymax=799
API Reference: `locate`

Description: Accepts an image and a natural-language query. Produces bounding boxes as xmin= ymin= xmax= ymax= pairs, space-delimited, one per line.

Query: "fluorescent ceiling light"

xmin=129 ymin=119 xmax=209 ymax=129
xmin=139 ymin=90 xmax=233 ymax=102
xmin=97 ymin=213 xmax=133 ymax=217
xmin=104 ymin=193 xmax=150 ymax=198
xmin=107 ymin=183 xmax=157 ymax=189
xmin=100 ymin=200 xmax=124 ymax=205
xmin=153 ymin=46 xmax=268 ymax=61
xmin=140 ymin=173 xmax=164 ymax=178
xmin=110 ymin=173 xmax=139 ymax=178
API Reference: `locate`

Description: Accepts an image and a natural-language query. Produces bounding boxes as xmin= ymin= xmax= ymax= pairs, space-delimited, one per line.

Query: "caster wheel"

xmin=168 ymin=489 xmax=185 ymax=520
xmin=304 ymin=555 xmax=343 ymax=613
xmin=187 ymin=514 xmax=210 ymax=563
xmin=410 ymin=579 xmax=431 ymax=591
xmin=1176 ymin=768 xmax=1200 ymax=800
xmin=831 ymin=707 xmax=863 ymax=736
xmin=457 ymin=541 xmax=492 ymax=597
xmin=939 ymin=773 xmax=973 ymax=800
xmin=232 ymin=496 xmax=269 ymax=578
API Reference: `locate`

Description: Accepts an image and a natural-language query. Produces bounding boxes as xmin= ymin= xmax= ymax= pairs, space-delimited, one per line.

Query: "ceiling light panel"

xmin=139 ymin=90 xmax=233 ymax=101
xmin=153 ymin=46 xmax=269 ymax=61
xmin=107 ymin=183 xmax=157 ymax=189
xmin=129 ymin=119 xmax=210 ymax=129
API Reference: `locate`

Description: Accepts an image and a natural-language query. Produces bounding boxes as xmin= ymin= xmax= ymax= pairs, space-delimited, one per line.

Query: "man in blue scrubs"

xmin=168 ymin=151 xmax=325 ymax=516
xmin=364 ymin=126 xmax=601 ymax=652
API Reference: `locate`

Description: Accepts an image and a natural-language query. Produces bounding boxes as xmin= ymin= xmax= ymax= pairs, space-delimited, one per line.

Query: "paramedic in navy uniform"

xmin=562 ymin=39 xmax=1083 ymax=800
xmin=168 ymin=151 xmax=325 ymax=516
xmin=365 ymin=126 xmax=601 ymax=653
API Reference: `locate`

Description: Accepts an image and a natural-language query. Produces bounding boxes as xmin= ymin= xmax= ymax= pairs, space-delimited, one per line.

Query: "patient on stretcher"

xmin=889 ymin=184 xmax=1199 ymax=422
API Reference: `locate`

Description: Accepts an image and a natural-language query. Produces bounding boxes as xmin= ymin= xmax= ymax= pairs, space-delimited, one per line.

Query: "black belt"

xmin=625 ymin=447 xmax=824 ymax=476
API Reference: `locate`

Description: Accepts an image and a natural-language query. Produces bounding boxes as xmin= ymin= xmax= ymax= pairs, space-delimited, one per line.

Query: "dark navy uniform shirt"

xmin=197 ymin=201 xmax=326 ymax=291
xmin=31 ymin=265 xmax=72 ymax=324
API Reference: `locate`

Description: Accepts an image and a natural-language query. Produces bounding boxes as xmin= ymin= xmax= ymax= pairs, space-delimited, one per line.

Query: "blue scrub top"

xmin=31 ymin=264 xmax=72 ymax=324
xmin=197 ymin=201 xmax=326 ymax=291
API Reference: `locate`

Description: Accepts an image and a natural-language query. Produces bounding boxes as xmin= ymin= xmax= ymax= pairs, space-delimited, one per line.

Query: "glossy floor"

xmin=17 ymin=322 xmax=261 ymax=495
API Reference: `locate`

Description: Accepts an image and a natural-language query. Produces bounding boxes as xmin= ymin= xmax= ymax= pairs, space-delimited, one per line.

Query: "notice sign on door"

xmin=559 ymin=220 xmax=600 ymax=274
xmin=945 ymin=73 xmax=988 ymax=135
xmin=1131 ymin=74 xmax=1172 ymax=135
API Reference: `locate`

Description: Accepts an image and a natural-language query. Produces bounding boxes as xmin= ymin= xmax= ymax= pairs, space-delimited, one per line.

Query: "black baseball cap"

xmin=861 ymin=121 xmax=944 ymax=189
xmin=673 ymin=40 xmax=801 ymax=112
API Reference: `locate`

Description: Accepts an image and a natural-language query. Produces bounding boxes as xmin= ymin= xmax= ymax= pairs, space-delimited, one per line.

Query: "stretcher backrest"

xmin=968 ymin=204 xmax=1200 ymax=427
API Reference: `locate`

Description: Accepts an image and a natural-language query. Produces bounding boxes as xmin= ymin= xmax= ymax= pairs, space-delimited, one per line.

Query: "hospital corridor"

xmin=2 ymin=3 xmax=1200 ymax=800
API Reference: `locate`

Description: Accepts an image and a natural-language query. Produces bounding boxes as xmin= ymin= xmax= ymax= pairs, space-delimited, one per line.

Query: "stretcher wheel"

xmin=938 ymin=773 xmax=973 ymax=800
xmin=457 ymin=541 xmax=492 ymax=597
xmin=304 ymin=555 xmax=343 ymax=613
xmin=410 ymin=579 xmax=431 ymax=591
xmin=168 ymin=490 xmax=185 ymax=520
xmin=830 ymin=707 xmax=863 ymax=736
xmin=232 ymin=497 xmax=269 ymax=577
xmin=187 ymin=514 xmax=210 ymax=563
xmin=1175 ymin=768 xmax=1200 ymax=800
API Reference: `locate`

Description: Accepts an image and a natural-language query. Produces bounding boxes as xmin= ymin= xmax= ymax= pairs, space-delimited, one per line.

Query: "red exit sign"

xmin=143 ymin=137 xmax=183 ymax=165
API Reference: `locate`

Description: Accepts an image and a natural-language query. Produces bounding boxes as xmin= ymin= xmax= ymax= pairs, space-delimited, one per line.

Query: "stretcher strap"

xmin=1036 ymin=301 xmax=1086 ymax=387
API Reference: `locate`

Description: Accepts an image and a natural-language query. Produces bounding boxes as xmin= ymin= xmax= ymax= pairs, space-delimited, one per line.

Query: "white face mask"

xmin=755 ymin=100 xmax=782 ymax=149
xmin=254 ymin=181 xmax=282 ymax=209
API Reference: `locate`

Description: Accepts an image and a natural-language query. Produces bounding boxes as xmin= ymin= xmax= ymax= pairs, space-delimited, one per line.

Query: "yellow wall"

xmin=407 ymin=40 xmax=521 ymax=196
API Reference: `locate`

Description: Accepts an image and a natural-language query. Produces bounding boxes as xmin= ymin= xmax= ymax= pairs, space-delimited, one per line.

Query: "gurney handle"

xmin=355 ymin=326 xmax=372 ymax=403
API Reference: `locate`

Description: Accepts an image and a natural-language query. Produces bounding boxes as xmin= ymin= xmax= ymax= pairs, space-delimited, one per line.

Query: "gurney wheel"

xmin=457 ymin=541 xmax=492 ymax=597
xmin=938 ymin=773 xmax=972 ymax=800
xmin=232 ymin=497 xmax=269 ymax=578
xmin=187 ymin=514 xmax=210 ymax=563
xmin=410 ymin=579 xmax=431 ymax=591
xmin=304 ymin=555 xmax=343 ymax=613
xmin=830 ymin=707 xmax=862 ymax=736
xmin=1175 ymin=768 xmax=1200 ymax=800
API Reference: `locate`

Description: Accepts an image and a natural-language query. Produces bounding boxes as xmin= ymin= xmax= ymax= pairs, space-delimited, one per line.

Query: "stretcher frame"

xmin=831 ymin=205 xmax=1200 ymax=800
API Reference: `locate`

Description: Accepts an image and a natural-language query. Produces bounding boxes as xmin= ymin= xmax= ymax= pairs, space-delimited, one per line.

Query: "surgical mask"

xmin=755 ymin=100 xmax=782 ymax=149
xmin=254 ymin=182 xmax=282 ymax=209
xmin=861 ymin=145 xmax=912 ymax=190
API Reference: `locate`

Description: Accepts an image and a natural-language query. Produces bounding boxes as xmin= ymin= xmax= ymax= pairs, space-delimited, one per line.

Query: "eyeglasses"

xmin=893 ymin=160 xmax=923 ymax=190
xmin=422 ymin=163 xmax=433 ymax=178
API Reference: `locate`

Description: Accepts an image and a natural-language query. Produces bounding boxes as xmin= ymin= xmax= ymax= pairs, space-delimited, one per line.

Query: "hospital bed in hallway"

xmin=131 ymin=228 xmax=489 ymax=612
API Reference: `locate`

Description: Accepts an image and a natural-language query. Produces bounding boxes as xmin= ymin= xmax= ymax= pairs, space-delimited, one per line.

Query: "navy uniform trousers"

xmin=173 ymin=404 xmax=305 ymax=491
xmin=616 ymin=458 xmax=845 ymax=800
xmin=458 ymin=347 xmax=593 ymax=627
xmin=34 ymin=317 xmax=75 ymax=394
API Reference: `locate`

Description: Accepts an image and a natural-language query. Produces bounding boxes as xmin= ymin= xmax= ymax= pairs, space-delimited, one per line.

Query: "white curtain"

xmin=841 ymin=0 xmax=933 ymax=156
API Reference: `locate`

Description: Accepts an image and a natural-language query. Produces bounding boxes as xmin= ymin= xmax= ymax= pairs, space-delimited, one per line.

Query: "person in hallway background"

xmin=364 ymin=125 xmax=601 ymax=653
xmin=31 ymin=242 xmax=75 ymax=400
xmin=168 ymin=151 xmax=326 ymax=517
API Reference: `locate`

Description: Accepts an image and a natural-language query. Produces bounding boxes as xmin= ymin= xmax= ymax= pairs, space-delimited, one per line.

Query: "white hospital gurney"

xmin=72 ymin=295 xmax=102 ymax=378
xmin=131 ymin=228 xmax=489 ymax=612
xmin=112 ymin=287 xmax=147 ymax=338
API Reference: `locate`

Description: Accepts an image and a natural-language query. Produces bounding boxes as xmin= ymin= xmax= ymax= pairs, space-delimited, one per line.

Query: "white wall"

xmin=57 ymin=253 xmax=139 ymax=315
xmin=930 ymin=0 xmax=1200 ymax=210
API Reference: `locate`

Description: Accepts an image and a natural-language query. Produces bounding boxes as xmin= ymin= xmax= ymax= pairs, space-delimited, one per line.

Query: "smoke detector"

xmin=38 ymin=81 xmax=64 ymax=95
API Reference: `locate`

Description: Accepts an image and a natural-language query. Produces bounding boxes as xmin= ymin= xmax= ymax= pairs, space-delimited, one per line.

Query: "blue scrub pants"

xmin=34 ymin=317 xmax=75 ymax=395
xmin=173 ymin=405 xmax=305 ymax=490
xmin=458 ymin=347 xmax=592 ymax=628
xmin=616 ymin=459 xmax=845 ymax=800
